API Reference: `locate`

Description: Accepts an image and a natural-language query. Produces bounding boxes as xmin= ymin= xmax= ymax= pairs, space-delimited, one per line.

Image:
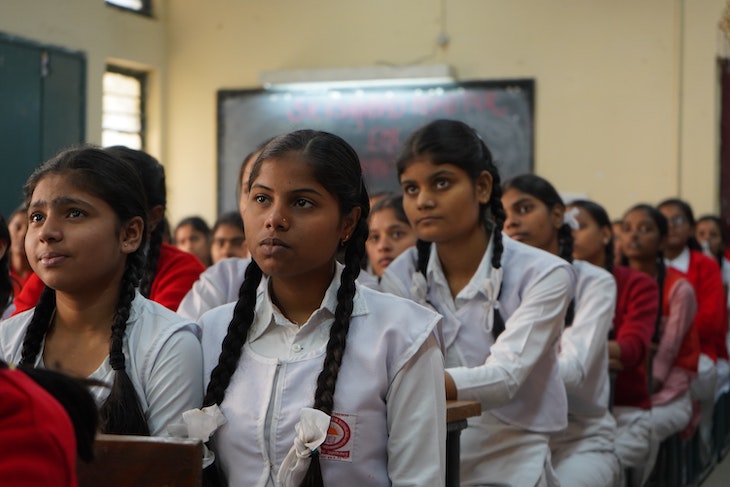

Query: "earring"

xmin=341 ymin=235 xmax=350 ymax=247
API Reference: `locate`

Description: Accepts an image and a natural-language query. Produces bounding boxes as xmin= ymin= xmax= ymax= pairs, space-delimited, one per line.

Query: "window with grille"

xmin=102 ymin=66 xmax=146 ymax=150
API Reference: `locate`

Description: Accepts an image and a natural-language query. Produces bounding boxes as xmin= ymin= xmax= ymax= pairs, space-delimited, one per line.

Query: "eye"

xmin=293 ymin=198 xmax=313 ymax=209
xmin=434 ymin=178 xmax=450 ymax=190
xmin=517 ymin=203 xmax=533 ymax=215
xmin=29 ymin=212 xmax=44 ymax=223
xmin=253 ymin=194 xmax=269 ymax=205
xmin=367 ymin=232 xmax=380 ymax=243
xmin=391 ymin=230 xmax=405 ymax=240
xmin=402 ymin=184 xmax=418 ymax=196
xmin=67 ymin=208 xmax=85 ymax=218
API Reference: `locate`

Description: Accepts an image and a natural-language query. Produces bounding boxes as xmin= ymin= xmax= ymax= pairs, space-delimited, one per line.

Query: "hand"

xmin=608 ymin=357 xmax=624 ymax=372
xmin=445 ymin=372 xmax=457 ymax=400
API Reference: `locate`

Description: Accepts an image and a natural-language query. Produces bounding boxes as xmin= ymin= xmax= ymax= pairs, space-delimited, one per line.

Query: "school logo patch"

xmin=320 ymin=412 xmax=356 ymax=462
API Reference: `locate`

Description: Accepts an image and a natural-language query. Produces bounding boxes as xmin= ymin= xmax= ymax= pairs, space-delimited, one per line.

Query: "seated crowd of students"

xmin=1 ymin=119 xmax=729 ymax=487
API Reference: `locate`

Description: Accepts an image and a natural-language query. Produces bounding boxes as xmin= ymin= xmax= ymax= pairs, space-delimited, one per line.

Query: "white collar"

xmin=665 ymin=246 xmax=690 ymax=274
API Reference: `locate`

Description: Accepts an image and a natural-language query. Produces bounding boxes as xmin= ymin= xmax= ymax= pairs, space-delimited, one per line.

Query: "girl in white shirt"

xmin=501 ymin=177 xmax=619 ymax=487
xmin=200 ymin=130 xmax=445 ymax=487
xmin=380 ymin=119 xmax=574 ymax=487
xmin=0 ymin=146 xmax=203 ymax=436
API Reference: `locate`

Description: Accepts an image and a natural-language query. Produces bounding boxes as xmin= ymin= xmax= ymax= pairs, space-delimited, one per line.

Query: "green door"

xmin=0 ymin=34 xmax=85 ymax=219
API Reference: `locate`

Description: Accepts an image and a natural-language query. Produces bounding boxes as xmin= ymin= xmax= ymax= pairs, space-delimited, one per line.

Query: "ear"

xmin=475 ymin=170 xmax=492 ymax=205
xmin=601 ymin=226 xmax=613 ymax=246
xmin=340 ymin=206 xmax=363 ymax=243
xmin=147 ymin=204 xmax=165 ymax=234
xmin=120 ymin=216 xmax=145 ymax=254
xmin=551 ymin=205 xmax=565 ymax=231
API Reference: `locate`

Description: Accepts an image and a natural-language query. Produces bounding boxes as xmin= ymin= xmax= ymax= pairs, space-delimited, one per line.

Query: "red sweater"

xmin=13 ymin=243 xmax=204 ymax=314
xmin=611 ymin=265 xmax=659 ymax=410
xmin=676 ymin=250 xmax=727 ymax=361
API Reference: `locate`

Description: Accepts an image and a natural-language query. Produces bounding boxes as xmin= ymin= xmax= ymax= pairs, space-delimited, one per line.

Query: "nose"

xmin=415 ymin=189 xmax=435 ymax=210
xmin=504 ymin=212 xmax=518 ymax=230
xmin=38 ymin=216 xmax=62 ymax=243
xmin=264 ymin=203 xmax=290 ymax=231
xmin=377 ymin=236 xmax=393 ymax=253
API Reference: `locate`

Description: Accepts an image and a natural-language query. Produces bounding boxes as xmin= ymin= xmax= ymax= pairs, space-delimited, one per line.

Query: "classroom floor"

xmin=702 ymin=456 xmax=730 ymax=486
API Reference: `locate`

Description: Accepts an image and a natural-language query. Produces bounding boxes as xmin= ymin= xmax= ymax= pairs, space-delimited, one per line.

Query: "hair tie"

xmin=563 ymin=207 xmax=580 ymax=231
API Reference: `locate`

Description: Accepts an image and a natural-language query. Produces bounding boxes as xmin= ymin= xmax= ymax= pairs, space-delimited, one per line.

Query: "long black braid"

xmin=201 ymin=130 xmax=370 ymax=487
xmin=401 ymin=120 xmax=507 ymax=339
xmin=20 ymin=145 xmax=150 ymax=435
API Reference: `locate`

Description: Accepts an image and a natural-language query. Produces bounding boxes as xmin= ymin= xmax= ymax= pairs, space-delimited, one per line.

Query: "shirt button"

xmin=292 ymin=344 xmax=303 ymax=353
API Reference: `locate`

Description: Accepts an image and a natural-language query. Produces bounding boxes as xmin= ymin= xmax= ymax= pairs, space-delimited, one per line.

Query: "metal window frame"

xmin=103 ymin=64 xmax=147 ymax=150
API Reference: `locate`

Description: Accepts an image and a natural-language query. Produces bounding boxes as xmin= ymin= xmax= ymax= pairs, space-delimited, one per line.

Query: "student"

xmin=658 ymin=198 xmax=727 ymax=464
xmin=175 ymin=216 xmax=213 ymax=267
xmin=695 ymin=215 xmax=730 ymax=291
xmin=7 ymin=205 xmax=33 ymax=296
xmin=501 ymin=176 xmax=619 ymax=487
xmin=0 ymin=216 xmax=14 ymax=318
xmin=569 ymin=199 xmax=615 ymax=269
xmin=380 ymin=120 xmax=573 ymax=486
xmin=196 ymin=130 xmax=445 ymax=486
xmin=210 ymin=211 xmax=248 ymax=263
xmin=621 ymin=204 xmax=699 ymax=481
xmin=12 ymin=147 xmax=206 ymax=313
xmin=0 ymin=146 xmax=203 ymax=436
xmin=176 ymin=141 xmax=270 ymax=322
xmin=0 ymin=360 xmax=90 ymax=487
xmin=365 ymin=194 xmax=417 ymax=278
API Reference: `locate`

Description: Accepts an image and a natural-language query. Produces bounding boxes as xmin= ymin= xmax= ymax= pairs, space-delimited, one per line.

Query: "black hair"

xmin=622 ymin=203 xmax=668 ymax=346
xmin=502 ymin=174 xmax=574 ymax=325
xmin=395 ymin=119 xmax=507 ymax=337
xmin=696 ymin=214 xmax=726 ymax=267
xmin=19 ymin=145 xmax=150 ymax=436
xmin=175 ymin=216 xmax=211 ymax=238
xmin=203 ymin=130 xmax=370 ymax=487
xmin=657 ymin=197 xmax=701 ymax=251
xmin=369 ymin=193 xmax=409 ymax=225
xmin=105 ymin=146 xmax=166 ymax=299
xmin=570 ymin=199 xmax=615 ymax=273
xmin=212 ymin=211 xmax=244 ymax=235
xmin=0 ymin=215 xmax=13 ymax=315
xmin=236 ymin=137 xmax=277 ymax=203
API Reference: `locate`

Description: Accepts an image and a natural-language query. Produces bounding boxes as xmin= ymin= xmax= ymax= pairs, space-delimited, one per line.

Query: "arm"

xmin=615 ymin=274 xmax=658 ymax=369
xmin=652 ymin=280 xmax=697 ymax=386
xmin=559 ymin=269 xmax=616 ymax=392
xmin=144 ymin=330 xmax=204 ymax=436
xmin=177 ymin=259 xmax=248 ymax=321
xmin=692 ymin=257 xmax=725 ymax=357
xmin=10 ymin=273 xmax=44 ymax=316
xmin=447 ymin=266 xmax=571 ymax=409
xmin=386 ymin=334 xmax=445 ymax=487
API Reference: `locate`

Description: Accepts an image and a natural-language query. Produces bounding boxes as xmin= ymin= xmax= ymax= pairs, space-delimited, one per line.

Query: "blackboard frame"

xmin=217 ymin=79 xmax=534 ymax=214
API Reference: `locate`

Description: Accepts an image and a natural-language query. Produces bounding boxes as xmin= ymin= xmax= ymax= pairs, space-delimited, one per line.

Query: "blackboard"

xmin=217 ymin=79 xmax=534 ymax=213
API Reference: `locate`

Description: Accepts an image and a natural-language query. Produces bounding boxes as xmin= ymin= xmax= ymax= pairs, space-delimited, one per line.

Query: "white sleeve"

xmin=559 ymin=269 xmax=616 ymax=391
xmin=177 ymin=259 xmax=245 ymax=321
xmin=447 ymin=266 xmax=571 ymax=409
xmin=144 ymin=329 xmax=204 ymax=436
xmin=386 ymin=333 xmax=446 ymax=487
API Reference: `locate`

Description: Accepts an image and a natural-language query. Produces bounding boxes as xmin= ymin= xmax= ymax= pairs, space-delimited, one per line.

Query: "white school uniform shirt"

xmin=177 ymin=257 xmax=251 ymax=321
xmin=560 ymin=260 xmax=617 ymax=416
xmin=200 ymin=264 xmax=446 ymax=487
xmin=380 ymin=235 xmax=574 ymax=432
xmin=0 ymin=292 xmax=204 ymax=436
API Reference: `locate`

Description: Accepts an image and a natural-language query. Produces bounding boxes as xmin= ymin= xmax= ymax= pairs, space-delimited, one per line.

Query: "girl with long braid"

xmin=199 ymin=130 xmax=445 ymax=486
xmin=11 ymin=146 xmax=206 ymax=314
xmin=500 ymin=175 xmax=619 ymax=486
xmin=0 ymin=146 xmax=203 ymax=436
xmin=380 ymin=120 xmax=573 ymax=487
xmin=620 ymin=204 xmax=699 ymax=484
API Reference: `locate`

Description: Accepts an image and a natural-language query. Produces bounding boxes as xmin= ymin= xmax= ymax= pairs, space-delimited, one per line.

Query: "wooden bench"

xmin=77 ymin=434 xmax=203 ymax=487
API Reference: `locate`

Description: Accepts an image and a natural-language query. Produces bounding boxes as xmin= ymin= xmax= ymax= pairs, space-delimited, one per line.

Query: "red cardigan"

xmin=12 ymin=243 xmax=204 ymax=314
xmin=611 ymin=265 xmax=659 ymax=410
xmin=678 ymin=250 xmax=727 ymax=361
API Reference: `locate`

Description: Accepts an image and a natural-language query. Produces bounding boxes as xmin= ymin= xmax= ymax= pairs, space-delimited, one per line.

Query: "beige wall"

xmin=1 ymin=0 xmax=725 ymax=224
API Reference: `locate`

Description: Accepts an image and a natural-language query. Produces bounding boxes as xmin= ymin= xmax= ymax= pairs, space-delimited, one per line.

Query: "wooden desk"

xmin=77 ymin=434 xmax=203 ymax=487
xmin=446 ymin=400 xmax=481 ymax=487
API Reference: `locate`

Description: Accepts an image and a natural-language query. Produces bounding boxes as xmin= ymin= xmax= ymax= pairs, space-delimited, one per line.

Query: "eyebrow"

xmin=251 ymin=183 xmax=324 ymax=196
xmin=508 ymin=197 xmax=533 ymax=209
xmin=28 ymin=196 xmax=93 ymax=210
xmin=400 ymin=169 xmax=458 ymax=186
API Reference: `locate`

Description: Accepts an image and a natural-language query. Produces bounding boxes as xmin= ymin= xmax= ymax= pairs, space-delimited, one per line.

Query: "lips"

xmin=415 ymin=216 xmax=441 ymax=226
xmin=39 ymin=252 xmax=68 ymax=266
xmin=507 ymin=232 xmax=528 ymax=242
xmin=377 ymin=257 xmax=393 ymax=268
xmin=259 ymin=237 xmax=291 ymax=255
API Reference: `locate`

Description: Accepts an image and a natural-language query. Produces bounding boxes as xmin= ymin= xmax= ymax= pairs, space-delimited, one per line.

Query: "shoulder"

xmin=157 ymin=243 xmax=206 ymax=273
xmin=500 ymin=236 xmax=575 ymax=289
xmin=379 ymin=247 xmax=418 ymax=297
xmin=666 ymin=268 xmax=696 ymax=300
xmin=0 ymin=311 xmax=34 ymax=363
xmin=689 ymin=250 xmax=722 ymax=274
xmin=128 ymin=293 xmax=201 ymax=342
xmin=573 ymin=260 xmax=616 ymax=292
xmin=199 ymin=257 xmax=250 ymax=284
xmin=613 ymin=265 xmax=657 ymax=292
